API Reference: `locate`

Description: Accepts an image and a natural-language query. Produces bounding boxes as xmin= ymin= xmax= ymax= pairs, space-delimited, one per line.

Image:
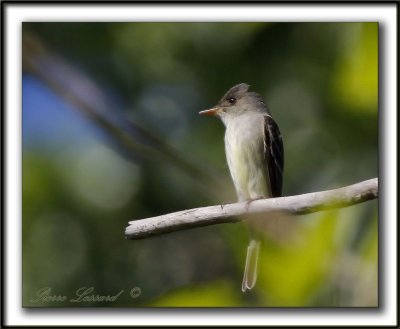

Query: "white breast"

xmin=224 ymin=114 xmax=271 ymax=202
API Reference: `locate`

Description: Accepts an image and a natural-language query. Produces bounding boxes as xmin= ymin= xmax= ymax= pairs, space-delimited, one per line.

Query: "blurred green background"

xmin=22 ymin=22 xmax=378 ymax=307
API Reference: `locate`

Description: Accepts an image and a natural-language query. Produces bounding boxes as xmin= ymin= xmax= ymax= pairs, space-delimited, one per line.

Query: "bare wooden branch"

xmin=125 ymin=178 xmax=378 ymax=240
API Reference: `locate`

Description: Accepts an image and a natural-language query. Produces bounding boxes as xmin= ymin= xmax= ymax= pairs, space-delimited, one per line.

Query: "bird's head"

xmin=199 ymin=83 xmax=269 ymax=122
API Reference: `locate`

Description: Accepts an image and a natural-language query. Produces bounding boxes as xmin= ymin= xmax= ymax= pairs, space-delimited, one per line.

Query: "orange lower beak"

xmin=199 ymin=107 xmax=220 ymax=116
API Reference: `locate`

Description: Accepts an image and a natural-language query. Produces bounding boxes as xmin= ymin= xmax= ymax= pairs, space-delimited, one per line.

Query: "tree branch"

xmin=22 ymin=33 xmax=220 ymax=189
xmin=125 ymin=178 xmax=378 ymax=240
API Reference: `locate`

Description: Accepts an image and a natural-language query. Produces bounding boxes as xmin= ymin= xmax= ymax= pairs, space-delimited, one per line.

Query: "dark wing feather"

xmin=263 ymin=115 xmax=284 ymax=197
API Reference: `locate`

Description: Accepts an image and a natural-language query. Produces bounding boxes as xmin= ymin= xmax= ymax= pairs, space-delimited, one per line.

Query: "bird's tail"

xmin=241 ymin=239 xmax=261 ymax=292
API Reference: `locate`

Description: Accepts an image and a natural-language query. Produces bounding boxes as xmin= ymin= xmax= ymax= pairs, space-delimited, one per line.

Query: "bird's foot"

xmin=245 ymin=197 xmax=265 ymax=212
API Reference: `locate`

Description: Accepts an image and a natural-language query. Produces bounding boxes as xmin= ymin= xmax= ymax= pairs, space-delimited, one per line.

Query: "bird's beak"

xmin=199 ymin=107 xmax=221 ymax=116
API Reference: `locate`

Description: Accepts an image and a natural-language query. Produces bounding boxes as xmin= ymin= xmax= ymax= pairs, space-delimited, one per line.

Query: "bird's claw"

xmin=245 ymin=197 xmax=264 ymax=212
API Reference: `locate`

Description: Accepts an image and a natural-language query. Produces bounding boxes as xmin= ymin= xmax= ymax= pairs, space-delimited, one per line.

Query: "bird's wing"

xmin=263 ymin=115 xmax=284 ymax=197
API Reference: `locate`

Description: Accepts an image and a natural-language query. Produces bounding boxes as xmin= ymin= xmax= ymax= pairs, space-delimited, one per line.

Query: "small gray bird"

xmin=199 ymin=83 xmax=284 ymax=292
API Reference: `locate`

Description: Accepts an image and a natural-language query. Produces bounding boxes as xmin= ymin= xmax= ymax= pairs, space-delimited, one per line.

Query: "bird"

xmin=199 ymin=83 xmax=284 ymax=292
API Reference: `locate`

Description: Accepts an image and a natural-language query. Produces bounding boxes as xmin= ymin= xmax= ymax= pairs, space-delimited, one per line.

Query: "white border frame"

xmin=4 ymin=3 xmax=397 ymax=327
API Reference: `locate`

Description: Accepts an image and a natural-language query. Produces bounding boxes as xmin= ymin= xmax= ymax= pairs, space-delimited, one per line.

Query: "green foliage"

xmin=151 ymin=281 xmax=243 ymax=307
xmin=23 ymin=22 xmax=378 ymax=307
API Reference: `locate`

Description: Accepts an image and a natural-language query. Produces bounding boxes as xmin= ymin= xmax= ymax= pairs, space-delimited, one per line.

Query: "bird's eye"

xmin=228 ymin=97 xmax=236 ymax=104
